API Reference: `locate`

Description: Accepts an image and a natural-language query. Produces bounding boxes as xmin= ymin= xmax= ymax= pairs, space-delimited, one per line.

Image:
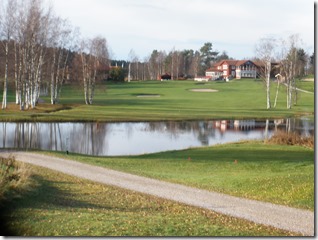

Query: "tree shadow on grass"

xmin=0 ymin=174 xmax=113 ymax=236
xmin=0 ymin=172 xmax=159 ymax=236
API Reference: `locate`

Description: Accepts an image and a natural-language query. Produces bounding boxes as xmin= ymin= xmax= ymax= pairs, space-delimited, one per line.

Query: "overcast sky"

xmin=51 ymin=0 xmax=314 ymax=60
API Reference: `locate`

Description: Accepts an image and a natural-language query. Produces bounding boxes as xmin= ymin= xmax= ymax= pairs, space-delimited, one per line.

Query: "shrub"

xmin=266 ymin=131 xmax=314 ymax=149
xmin=0 ymin=156 xmax=31 ymax=202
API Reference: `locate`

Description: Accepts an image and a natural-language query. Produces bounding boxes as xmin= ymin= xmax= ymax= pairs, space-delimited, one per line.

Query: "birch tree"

xmin=147 ymin=50 xmax=159 ymax=80
xmin=0 ymin=0 xmax=80 ymax=110
xmin=279 ymin=34 xmax=300 ymax=109
xmin=22 ymin=0 xmax=50 ymax=109
xmin=0 ymin=0 xmax=17 ymax=109
xmin=80 ymin=36 xmax=109 ymax=105
xmin=191 ymin=50 xmax=200 ymax=78
xmin=13 ymin=0 xmax=54 ymax=109
xmin=170 ymin=48 xmax=181 ymax=80
xmin=128 ymin=49 xmax=139 ymax=81
xmin=255 ymin=37 xmax=276 ymax=109
xmin=48 ymin=17 xmax=73 ymax=104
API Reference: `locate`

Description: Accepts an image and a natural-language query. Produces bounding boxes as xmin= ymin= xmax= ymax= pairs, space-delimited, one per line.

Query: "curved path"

xmin=0 ymin=151 xmax=314 ymax=236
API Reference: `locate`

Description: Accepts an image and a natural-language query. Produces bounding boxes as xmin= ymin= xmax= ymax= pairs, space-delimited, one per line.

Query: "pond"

xmin=0 ymin=118 xmax=314 ymax=156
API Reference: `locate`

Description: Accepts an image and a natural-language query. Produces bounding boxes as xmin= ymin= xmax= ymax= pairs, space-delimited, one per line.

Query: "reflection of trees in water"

xmin=146 ymin=121 xmax=216 ymax=145
xmin=12 ymin=123 xmax=63 ymax=151
xmin=197 ymin=121 xmax=216 ymax=146
xmin=125 ymin=123 xmax=133 ymax=140
xmin=273 ymin=118 xmax=314 ymax=137
xmin=49 ymin=123 xmax=62 ymax=151
xmin=70 ymin=123 xmax=109 ymax=155
xmin=284 ymin=118 xmax=314 ymax=137
xmin=0 ymin=119 xmax=314 ymax=155
xmin=0 ymin=123 xmax=109 ymax=155
xmin=2 ymin=123 xmax=7 ymax=148
xmin=13 ymin=123 xmax=40 ymax=150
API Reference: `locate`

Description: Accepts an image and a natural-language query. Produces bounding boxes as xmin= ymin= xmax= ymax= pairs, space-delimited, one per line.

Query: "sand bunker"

xmin=302 ymin=78 xmax=314 ymax=82
xmin=190 ymin=89 xmax=219 ymax=93
xmin=137 ymin=94 xmax=161 ymax=98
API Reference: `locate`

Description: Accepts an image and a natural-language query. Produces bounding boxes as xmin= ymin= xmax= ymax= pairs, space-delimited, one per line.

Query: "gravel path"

xmin=1 ymin=151 xmax=314 ymax=236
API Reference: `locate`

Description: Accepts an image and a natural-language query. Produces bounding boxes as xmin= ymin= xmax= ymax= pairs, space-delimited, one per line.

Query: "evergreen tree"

xmin=199 ymin=42 xmax=218 ymax=75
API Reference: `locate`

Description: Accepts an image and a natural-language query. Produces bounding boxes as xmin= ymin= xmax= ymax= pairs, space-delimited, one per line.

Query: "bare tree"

xmin=255 ymin=37 xmax=276 ymax=109
xmin=48 ymin=17 xmax=74 ymax=104
xmin=192 ymin=50 xmax=201 ymax=78
xmin=279 ymin=34 xmax=301 ymax=109
xmin=147 ymin=50 xmax=162 ymax=80
xmin=0 ymin=0 xmax=17 ymax=109
xmin=169 ymin=48 xmax=181 ymax=80
xmin=128 ymin=49 xmax=139 ymax=81
xmin=80 ymin=36 xmax=108 ymax=105
xmin=12 ymin=0 xmax=53 ymax=109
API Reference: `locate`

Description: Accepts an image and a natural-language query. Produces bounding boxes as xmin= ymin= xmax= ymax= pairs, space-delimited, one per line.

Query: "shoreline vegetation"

xmin=0 ymin=156 xmax=32 ymax=202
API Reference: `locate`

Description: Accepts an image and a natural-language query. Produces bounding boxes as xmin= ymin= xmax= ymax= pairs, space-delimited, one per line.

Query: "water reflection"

xmin=0 ymin=118 xmax=314 ymax=156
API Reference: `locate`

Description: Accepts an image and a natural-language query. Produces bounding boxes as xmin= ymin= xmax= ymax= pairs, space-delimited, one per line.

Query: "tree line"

xmin=111 ymin=45 xmax=228 ymax=82
xmin=0 ymin=0 xmax=109 ymax=110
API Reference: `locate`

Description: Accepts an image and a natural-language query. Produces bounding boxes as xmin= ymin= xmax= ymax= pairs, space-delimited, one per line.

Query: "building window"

xmin=223 ymin=65 xmax=228 ymax=70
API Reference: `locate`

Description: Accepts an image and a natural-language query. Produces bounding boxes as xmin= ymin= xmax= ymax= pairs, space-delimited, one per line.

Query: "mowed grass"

xmin=0 ymin=79 xmax=314 ymax=122
xmin=1 ymin=164 xmax=299 ymax=236
xmin=48 ymin=141 xmax=314 ymax=211
xmin=0 ymin=79 xmax=314 ymax=236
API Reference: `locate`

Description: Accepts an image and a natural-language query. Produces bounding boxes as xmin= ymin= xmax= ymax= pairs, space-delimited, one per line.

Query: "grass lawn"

xmin=0 ymin=79 xmax=314 ymax=236
xmin=0 ymin=79 xmax=314 ymax=122
xmin=47 ymin=141 xmax=314 ymax=211
xmin=296 ymin=79 xmax=315 ymax=92
xmin=1 ymin=164 xmax=298 ymax=236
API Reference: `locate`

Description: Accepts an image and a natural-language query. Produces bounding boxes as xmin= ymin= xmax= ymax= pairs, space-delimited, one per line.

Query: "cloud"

xmin=50 ymin=0 xmax=314 ymax=59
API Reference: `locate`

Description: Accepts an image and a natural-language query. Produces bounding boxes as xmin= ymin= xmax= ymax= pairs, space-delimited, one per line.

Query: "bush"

xmin=0 ymin=156 xmax=31 ymax=202
xmin=108 ymin=67 xmax=126 ymax=82
xmin=266 ymin=131 xmax=314 ymax=149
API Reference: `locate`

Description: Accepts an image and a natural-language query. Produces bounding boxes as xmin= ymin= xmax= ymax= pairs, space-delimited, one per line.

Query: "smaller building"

xmin=194 ymin=76 xmax=210 ymax=82
xmin=205 ymin=66 xmax=223 ymax=80
xmin=160 ymin=73 xmax=171 ymax=81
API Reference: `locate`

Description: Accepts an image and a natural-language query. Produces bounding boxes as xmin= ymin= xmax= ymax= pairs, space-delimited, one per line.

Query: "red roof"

xmin=212 ymin=60 xmax=239 ymax=67
xmin=235 ymin=60 xmax=258 ymax=67
xmin=209 ymin=60 xmax=259 ymax=69
xmin=206 ymin=66 xmax=223 ymax=72
xmin=235 ymin=60 xmax=248 ymax=66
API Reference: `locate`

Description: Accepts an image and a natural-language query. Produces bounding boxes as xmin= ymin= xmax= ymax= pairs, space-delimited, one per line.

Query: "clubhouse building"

xmin=205 ymin=60 xmax=259 ymax=80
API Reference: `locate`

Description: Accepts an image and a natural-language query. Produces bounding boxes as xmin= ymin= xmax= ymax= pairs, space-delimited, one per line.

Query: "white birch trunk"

xmin=266 ymin=61 xmax=271 ymax=109
xmin=51 ymin=51 xmax=57 ymax=104
xmin=274 ymin=80 xmax=280 ymax=108
xmin=2 ymin=42 xmax=9 ymax=109
xmin=14 ymin=42 xmax=20 ymax=105
xmin=128 ymin=63 xmax=131 ymax=82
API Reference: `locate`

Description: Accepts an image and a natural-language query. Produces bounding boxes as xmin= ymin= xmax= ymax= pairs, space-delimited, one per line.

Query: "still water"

xmin=0 ymin=118 xmax=314 ymax=156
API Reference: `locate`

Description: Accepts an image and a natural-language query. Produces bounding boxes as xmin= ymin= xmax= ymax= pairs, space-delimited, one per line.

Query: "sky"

xmin=51 ymin=0 xmax=314 ymax=60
